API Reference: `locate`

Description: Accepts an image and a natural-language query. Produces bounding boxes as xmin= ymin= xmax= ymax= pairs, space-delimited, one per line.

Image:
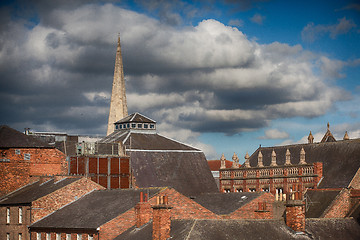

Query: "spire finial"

xmin=327 ymin=122 xmax=330 ymax=130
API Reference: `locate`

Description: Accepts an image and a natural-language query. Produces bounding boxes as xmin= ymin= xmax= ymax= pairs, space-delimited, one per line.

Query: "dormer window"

xmin=150 ymin=124 xmax=155 ymax=129
xmin=127 ymin=123 xmax=130 ymax=128
xmin=131 ymin=123 xmax=136 ymax=128
xmin=137 ymin=123 xmax=142 ymax=128
xmin=144 ymin=124 xmax=148 ymax=129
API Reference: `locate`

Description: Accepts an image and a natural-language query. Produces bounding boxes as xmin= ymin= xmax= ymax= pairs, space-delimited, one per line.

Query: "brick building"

xmin=29 ymin=187 xmax=276 ymax=239
xmin=219 ymin=125 xmax=360 ymax=200
xmin=0 ymin=126 xmax=68 ymax=196
xmin=0 ymin=177 xmax=103 ymax=240
xmin=100 ymin=112 xmax=218 ymax=196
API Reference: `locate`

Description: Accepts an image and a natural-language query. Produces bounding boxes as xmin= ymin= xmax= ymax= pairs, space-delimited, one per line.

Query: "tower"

xmin=107 ymin=35 xmax=128 ymax=135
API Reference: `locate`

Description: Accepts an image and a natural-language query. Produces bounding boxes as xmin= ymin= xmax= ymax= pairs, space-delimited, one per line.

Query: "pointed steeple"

xmin=320 ymin=122 xmax=336 ymax=143
xmin=107 ymin=34 xmax=128 ymax=135
xmin=343 ymin=131 xmax=349 ymax=140
xmin=308 ymin=131 xmax=314 ymax=143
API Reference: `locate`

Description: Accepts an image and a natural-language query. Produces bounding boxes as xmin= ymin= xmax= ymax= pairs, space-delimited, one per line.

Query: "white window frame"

xmin=6 ymin=207 xmax=10 ymax=224
xmin=19 ymin=207 xmax=23 ymax=224
xmin=37 ymin=233 xmax=41 ymax=240
xmin=56 ymin=233 xmax=61 ymax=240
xmin=66 ymin=233 xmax=71 ymax=240
xmin=77 ymin=234 xmax=82 ymax=240
xmin=24 ymin=153 xmax=31 ymax=160
xmin=19 ymin=233 xmax=22 ymax=240
xmin=46 ymin=233 xmax=51 ymax=240
xmin=7 ymin=233 xmax=10 ymax=240
xmin=88 ymin=234 xmax=93 ymax=240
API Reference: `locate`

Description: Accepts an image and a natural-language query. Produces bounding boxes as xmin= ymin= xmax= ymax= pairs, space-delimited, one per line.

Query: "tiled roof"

xmin=29 ymin=188 xmax=164 ymax=230
xmin=0 ymin=125 xmax=51 ymax=148
xmin=207 ymin=160 xmax=233 ymax=171
xmin=0 ymin=178 xmax=80 ymax=205
xmin=115 ymin=218 xmax=360 ymax=240
xmin=247 ymin=139 xmax=360 ymax=188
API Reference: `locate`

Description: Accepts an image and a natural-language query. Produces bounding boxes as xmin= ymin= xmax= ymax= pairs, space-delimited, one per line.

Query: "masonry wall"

xmin=31 ymin=231 xmax=99 ymax=240
xmin=0 ymin=205 xmax=30 ymax=240
xmin=225 ymin=193 xmax=275 ymax=219
xmin=32 ymin=178 xmax=105 ymax=222
xmin=323 ymin=189 xmax=351 ymax=218
xmin=0 ymin=148 xmax=67 ymax=196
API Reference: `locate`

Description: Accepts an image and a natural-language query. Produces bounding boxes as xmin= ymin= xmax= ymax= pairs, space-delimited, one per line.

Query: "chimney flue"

xmin=135 ymin=192 xmax=151 ymax=228
xmin=152 ymin=195 xmax=172 ymax=240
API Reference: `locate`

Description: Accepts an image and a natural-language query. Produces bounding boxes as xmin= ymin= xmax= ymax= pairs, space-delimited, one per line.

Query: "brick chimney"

xmin=152 ymin=195 xmax=172 ymax=240
xmin=135 ymin=192 xmax=151 ymax=228
xmin=285 ymin=184 xmax=305 ymax=232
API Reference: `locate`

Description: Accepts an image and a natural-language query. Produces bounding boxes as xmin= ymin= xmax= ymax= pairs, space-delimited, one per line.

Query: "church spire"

xmin=107 ymin=34 xmax=128 ymax=135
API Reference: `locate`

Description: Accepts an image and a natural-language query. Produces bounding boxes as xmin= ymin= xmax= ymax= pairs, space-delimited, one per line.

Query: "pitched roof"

xmin=0 ymin=125 xmax=51 ymax=149
xmin=247 ymin=139 xmax=360 ymax=188
xmin=29 ymin=188 xmax=164 ymax=230
xmin=0 ymin=178 xmax=80 ymax=206
xmin=115 ymin=218 xmax=360 ymax=240
xmin=207 ymin=160 xmax=233 ymax=171
xmin=115 ymin=112 xmax=156 ymax=124
xmin=304 ymin=189 xmax=342 ymax=218
xmin=191 ymin=192 xmax=263 ymax=215
xmin=130 ymin=151 xmax=218 ymax=196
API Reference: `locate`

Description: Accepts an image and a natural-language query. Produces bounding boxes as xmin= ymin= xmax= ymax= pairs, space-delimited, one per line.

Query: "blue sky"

xmin=0 ymin=0 xmax=359 ymax=161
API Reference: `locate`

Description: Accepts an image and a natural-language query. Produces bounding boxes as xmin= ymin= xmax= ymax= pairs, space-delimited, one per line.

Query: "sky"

xmin=1 ymin=0 xmax=360 ymax=162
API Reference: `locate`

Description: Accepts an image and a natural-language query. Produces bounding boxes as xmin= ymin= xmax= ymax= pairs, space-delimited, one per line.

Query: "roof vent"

xmin=241 ymin=196 xmax=247 ymax=200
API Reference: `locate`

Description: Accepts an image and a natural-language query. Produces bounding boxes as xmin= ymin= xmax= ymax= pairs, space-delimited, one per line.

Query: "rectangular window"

xmin=88 ymin=235 xmax=93 ymax=240
xmin=56 ymin=233 xmax=61 ymax=240
xmin=24 ymin=153 xmax=31 ymax=160
xmin=66 ymin=233 xmax=71 ymax=240
xmin=6 ymin=207 xmax=10 ymax=224
xmin=7 ymin=233 xmax=10 ymax=240
xmin=137 ymin=123 xmax=142 ymax=128
xmin=77 ymin=234 xmax=82 ymax=240
xmin=131 ymin=123 xmax=136 ymax=128
xmin=150 ymin=124 xmax=155 ymax=129
xmin=46 ymin=233 xmax=50 ymax=240
xmin=19 ymin=207 xmax=23 ymax=224
xmin=19 ymin=233 xmax=22 ymax=240
xmin=126 ymin=123 xmax=130 ymax=128
xmin=15 ymin=149 xmax=21 ymax=154
xmin=144 ymin=124 xmax=148 ymax=129
xmin=37 ymin=233 xmax=41 ymax=240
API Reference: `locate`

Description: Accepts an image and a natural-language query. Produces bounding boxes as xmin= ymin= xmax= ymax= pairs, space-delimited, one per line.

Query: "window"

xmin=150 ymin=124 xmax=155 ymax=129
xmin=126 ymin=123 xmax=130 ymax=128
xmin=6 ymin=207 xmax=10 ymax=224
xmin=131 ymin=123 xmax=136 ymax=128
xmin=24 ymin=153 xmax=31 ymax=160
xmin=37 ymin=233 xmax=41 ymax=240
xmin=19 ymin=233 xmax=22 ymax=240
xmin=56 ymin=233 xmax=61 ymax=240
xmin=66 ymin=233 xmax=71 ymax=240
xmin=7 ymin=233 xmax=10 ymax=240
xmin=77 ymin=234 xmax=82 ymax=240
xmin=115 ymin=125 xmax=118 ymax=130
xmin=15 ymin=149 xmax=20 ymax=154
xmin=19 ymin=207 xmax=22 ymax=224
xmin=88 ymin=235 xmax=93 ymax=240
xmin=144 ymin=124 xmax=148 ymax=129
xmin=137 ymin=123 xmax=142 ymax=128
xmin=46 ymin=233 xmax=50 ymax=240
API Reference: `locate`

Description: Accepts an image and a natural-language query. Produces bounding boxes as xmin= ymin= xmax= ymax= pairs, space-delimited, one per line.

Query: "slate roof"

xmin=0 ymin=178 xmax=80 ymax=206
xmin=304 ymin=189 xmax=342 ymax=218
xmin=115 ymin=112 xmax=156 ymax=124
xmin=29 ymin=188 xmax=164 ymax=230
xmin=115 ymin=218 xmax=360 ymax=240
xmin=247 ymin=139 xmax=360 ymax=188
xmin=99 ymin=113 xmax=219 ymax=196
xmin=130 ymin=151 xmax=218 ymax=196
xmin=0 ymin=125 xmax=51 ymax=149
xmin=191 ymin=192 xmax=263 ymax=215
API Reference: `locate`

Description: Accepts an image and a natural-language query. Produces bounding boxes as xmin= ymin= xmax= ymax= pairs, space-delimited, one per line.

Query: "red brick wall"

xmin=99 ymin=209 xmax=136 ymax=240
xmin=152 ymin=206 xmax=171 ymax=240
xmin=0 ymin=148 xmax=67 ymax=196
xmin=0 ymin=206 xmax=30 ymax=240
xmin=285 ymin=200 xmax=305 ymax=232
xmin=323 ymin=189 xmax=351 ymax=218
xmin=31 ymin=178 xmax=105 ymax=222
xmin=225 ymin=192 xmax=274 ymax=219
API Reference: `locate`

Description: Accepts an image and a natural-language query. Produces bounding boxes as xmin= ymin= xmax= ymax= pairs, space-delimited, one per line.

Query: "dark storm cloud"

xmin=0 ymin=2 xmax=348 ymax=139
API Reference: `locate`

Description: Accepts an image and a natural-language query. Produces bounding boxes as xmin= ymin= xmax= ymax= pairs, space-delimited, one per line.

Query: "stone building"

xmin=0 ymin=125 xmax=68 ymax=196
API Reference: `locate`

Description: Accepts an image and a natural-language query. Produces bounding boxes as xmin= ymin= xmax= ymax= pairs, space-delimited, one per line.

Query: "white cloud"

xmin=259 ymin=129 xmax=289 ymax=139
xmin=250 ymin=14 xmax=265 ymax=25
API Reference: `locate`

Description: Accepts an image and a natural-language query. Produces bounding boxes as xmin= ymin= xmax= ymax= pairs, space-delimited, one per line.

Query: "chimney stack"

xmin=285 ymin=184 xmax=305 ymax=232
xmin=152 ymin=195 xmax=172 ymax=240
xmin=135 ymin=192 xmax=151 ymax=228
